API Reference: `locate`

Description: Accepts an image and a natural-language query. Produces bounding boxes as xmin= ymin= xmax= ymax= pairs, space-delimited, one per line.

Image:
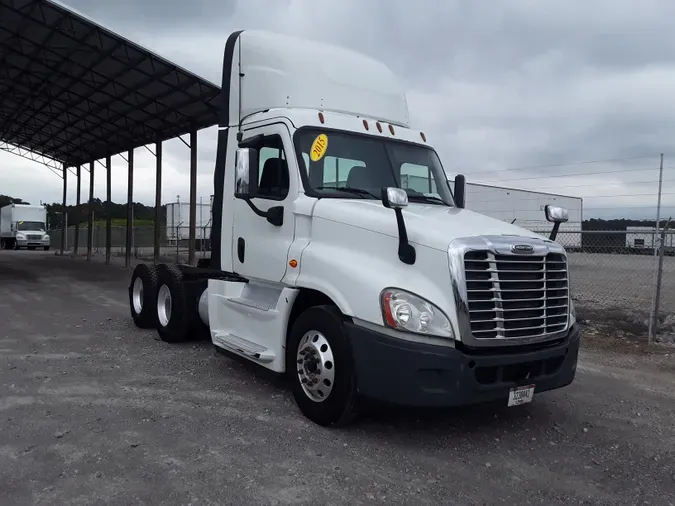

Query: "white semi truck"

xmin=127 ymin=30 xmax=580 ymax=426
xmin=0 ymin=203 xmax=50 ymax=250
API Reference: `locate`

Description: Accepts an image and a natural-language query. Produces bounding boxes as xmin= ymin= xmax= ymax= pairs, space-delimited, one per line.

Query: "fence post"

xmin=648 ymin=155 xmax=665 ymax=343
xmin=649 ymin=218 xmax=671 ymax=344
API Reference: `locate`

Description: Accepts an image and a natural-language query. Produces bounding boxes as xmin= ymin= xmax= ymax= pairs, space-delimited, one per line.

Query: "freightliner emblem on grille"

xmin=511 ymin=244 xmax=534 ymax=254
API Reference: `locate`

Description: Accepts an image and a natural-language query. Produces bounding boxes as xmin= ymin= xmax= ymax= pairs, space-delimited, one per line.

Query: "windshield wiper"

xmin=316 ymin=186 xmax=379 ymax=199
xmin=407 ymin=194 xmax=446 ymax=205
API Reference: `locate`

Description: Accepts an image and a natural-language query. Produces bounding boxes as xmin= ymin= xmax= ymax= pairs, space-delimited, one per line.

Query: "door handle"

xmin=237 ymin=237 xmax=245 ymax=263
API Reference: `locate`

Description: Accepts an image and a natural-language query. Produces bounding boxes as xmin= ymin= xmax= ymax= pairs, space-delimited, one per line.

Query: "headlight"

xmin=43 ymin=234 xmax=50 ymax=240
xmin=380 ymin=288 xmax=454 ymax=338
xmin=16 ymin=234 xmax=25 ymax=240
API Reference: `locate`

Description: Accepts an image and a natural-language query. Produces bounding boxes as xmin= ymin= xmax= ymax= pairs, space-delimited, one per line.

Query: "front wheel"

xmin=286 ymin=305 xmax=360 ymax=427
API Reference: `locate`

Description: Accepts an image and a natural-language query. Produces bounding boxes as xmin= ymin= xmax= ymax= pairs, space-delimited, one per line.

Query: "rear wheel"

xmin=286 ymin=305 xmax=360 ymax=426
xmin=155 ymin=265 xmax=193 ymax=343
xmin=129 ymin=263 xmax=159 ymax=328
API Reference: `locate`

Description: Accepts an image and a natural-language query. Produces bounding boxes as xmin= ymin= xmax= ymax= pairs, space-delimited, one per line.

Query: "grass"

xmin=91 ymin=219 xmax=154 ymax=227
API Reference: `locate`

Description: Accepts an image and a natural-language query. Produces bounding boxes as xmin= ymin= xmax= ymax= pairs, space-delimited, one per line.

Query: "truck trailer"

xmin=127 ymin=30 xmax=580 ymax=426
xmin=0 ymin=203 xmax=50 ymax=250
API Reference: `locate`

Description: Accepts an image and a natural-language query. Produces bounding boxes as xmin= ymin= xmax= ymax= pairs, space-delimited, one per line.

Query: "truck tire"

xmin=155 ymin=265 xmax=193 ymax=343
xmin=286 ymin=305 xmax=360 ymax=427
xmin=44 ymin=246 xmax=50 ymax=251
xmin=129 ymin=263 xmax=159 ymax=329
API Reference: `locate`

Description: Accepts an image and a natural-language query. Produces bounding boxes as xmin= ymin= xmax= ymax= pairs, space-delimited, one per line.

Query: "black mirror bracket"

xmin=243 ymin=198 xmax=284 ymax=227
xmin=394 ymin=208 xmax=416 ymax=265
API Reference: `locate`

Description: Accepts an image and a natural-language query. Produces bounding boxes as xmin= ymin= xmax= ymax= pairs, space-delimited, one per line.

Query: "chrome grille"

xmin=463 ymin=251 xmax=569 ymax=339
xmin=27 ymin=235 xmax=41 ymax=240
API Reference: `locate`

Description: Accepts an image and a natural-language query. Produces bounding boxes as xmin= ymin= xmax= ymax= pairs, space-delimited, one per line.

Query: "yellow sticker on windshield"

xmin=310 ymin=134 xmax=328 ymax=162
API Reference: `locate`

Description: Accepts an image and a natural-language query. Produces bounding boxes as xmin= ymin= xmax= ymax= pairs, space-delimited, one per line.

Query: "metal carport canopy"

xmin=0 ymin=0 xmax=221 ymax=267
xmin=0 ymin=0 xmax=221 ymax=167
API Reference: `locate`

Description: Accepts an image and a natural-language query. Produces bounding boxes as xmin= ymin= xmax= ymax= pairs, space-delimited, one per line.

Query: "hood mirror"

xmin=453 ymin=174 xmax=466 ymax=208
xmin=381 ymin=187 xmax=415 ymax=265
xmin=544 ymin=205 xmax=568 ymax=223
xmin=544 ymin=205 xmax=569 ymax=241
xmin=382 ymin=187 xmax=408 ymax=209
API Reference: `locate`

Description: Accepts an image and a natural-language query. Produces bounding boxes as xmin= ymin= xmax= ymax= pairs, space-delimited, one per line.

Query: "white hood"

xmin=313 ymin=199 xmax=548 ymax=251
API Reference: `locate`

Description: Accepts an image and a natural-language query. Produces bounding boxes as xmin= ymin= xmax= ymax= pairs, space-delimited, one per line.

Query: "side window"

xmin=250 ymin=135 xmax=289 ymax=200
xmin=400 ymin=162 xmax=436 ymax=194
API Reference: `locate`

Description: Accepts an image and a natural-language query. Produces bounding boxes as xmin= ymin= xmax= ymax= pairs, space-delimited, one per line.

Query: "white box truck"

xmin=0 ymin=203 xmax=50 ymax=250
xmin=126 ymin=30 xmax=580 ymax=426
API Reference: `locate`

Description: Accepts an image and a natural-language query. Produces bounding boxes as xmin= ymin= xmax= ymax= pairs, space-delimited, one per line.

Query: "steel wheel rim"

xmin=132 ymin=277 xmax=144 ymax=314
xmin=296 ymin=330 xmax=335 ymax=403
xmin=157 ymin=284 xmax=172 ymax=327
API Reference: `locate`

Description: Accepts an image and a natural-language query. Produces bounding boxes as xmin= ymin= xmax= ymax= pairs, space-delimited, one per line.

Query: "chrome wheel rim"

xmin=132 ymin=277 xmax=144 ymax=314
xmin=157 ymin=284 xmax=172 ymax=327
xmin=296 ymin=330 xmax=335 ymax=402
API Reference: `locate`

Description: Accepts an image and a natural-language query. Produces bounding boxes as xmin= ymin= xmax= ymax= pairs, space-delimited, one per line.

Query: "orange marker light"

xmin=376 ymin=122 xmax=383 ymax=133
xmin=289 ymin=259 xmax=298 ymax=268
xmin=388 ymin=124 xmax=395 ymax=135
xmin=362 ymin=119 xmax=369 ymax=130
xmin=318 ymin=112 xmax=325 ymax=124
xmin=420 ymin=132 xmax=427 ymax=142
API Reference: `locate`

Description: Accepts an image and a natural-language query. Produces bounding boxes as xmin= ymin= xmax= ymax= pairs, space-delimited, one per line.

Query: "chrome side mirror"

xmin=382 ymin=187 xmax=408 ymax=209
xmin=545 ymin=205 xmax=569 ymax=223
xmin=234 ymin=148 xmax=259 ymax=199
xmin=381 ymin=187 xmax=415 ymax=265
xmin=545 ymin=205 xmax=568 ymax=242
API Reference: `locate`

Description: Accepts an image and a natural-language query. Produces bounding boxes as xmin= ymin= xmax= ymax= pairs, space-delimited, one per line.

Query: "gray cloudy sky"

xmin=2 ymin=0 xmax=674 ymax=219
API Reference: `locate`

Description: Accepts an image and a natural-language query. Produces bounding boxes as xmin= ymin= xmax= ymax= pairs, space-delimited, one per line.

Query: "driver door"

xmin=231 ymin=124 xmax=296 ymax=283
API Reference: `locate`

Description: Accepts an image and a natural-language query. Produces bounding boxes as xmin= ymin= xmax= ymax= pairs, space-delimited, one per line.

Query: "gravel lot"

xmin=1 ymin=251 xmax=674 ymax=505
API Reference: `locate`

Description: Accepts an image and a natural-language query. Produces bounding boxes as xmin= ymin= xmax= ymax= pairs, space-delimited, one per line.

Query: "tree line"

xmin=0 ymin=194 xmax=160 ymax=227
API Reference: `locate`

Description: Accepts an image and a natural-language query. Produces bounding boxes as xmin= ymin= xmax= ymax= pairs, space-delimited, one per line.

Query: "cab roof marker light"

xmin=318 ymin=112 xmax=325 ymax=124
xmin=362 ymin=119 xmax=369 ymax=131
xmin=388 ymin=124 xmax=395 ymax=135
xmin=420 ymin=132 xmax=427 ymax=142
xmin=376 ymin=122 xmax=383 ymax=133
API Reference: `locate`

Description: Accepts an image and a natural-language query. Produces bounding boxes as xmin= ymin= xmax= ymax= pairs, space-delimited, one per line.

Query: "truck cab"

xmin=0 ymin=203 xmax=50 ymax=250
xmin=128 ymin=30 xmax=580 ymax=426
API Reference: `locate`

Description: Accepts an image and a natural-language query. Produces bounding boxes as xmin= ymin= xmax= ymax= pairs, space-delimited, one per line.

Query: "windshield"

xmin=294 ymin=128 xmax=454 ymax=206
xmin=17 ymin=221 xmax=45 ymax=231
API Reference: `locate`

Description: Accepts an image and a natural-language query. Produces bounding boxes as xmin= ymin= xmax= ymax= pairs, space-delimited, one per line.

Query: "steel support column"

xmin=154 ymin=140 xmax=163 ymax=262
xmin=60 ymin=163 xmax=67 ymax=255
xmin=73 ymin=165 xmax=81 ymax=255
xmin=188 ymin=129 xmax=197 ymax=265
xmin=125 ymin=149 xmax=134 ymax=268
xmin=87 ymin=161 xmax=94 ymax=261
xmin=105 ymin=155 xmax=112 ymax=265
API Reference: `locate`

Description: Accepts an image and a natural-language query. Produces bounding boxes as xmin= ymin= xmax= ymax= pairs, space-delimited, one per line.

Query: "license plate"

xmin=508 ymin=384 xmax=535 ymax=407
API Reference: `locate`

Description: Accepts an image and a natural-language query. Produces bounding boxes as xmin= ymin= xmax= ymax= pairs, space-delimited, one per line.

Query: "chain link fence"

xmin=49 ymin=225 xmax=212 ymax=263
xmin=530 ymin=229 xmax=675 ymax=340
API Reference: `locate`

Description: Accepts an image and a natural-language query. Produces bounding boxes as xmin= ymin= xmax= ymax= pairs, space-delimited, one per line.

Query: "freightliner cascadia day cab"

xmin=0 ymin=203 xmax=50 ymax=250
xmin=128 ymin=30 xmax=580 ymax=426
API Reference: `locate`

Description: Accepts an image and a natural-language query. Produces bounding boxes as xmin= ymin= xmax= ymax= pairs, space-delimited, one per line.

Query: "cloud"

xmin=1 ymin=0 xmax=674 ymax=219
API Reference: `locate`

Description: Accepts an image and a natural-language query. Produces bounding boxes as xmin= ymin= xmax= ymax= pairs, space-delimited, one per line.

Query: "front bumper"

xmin=347 ymin=322 xmax=580 ymax=408
xmin=16 ymin=238 xmax=49 ymax=248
